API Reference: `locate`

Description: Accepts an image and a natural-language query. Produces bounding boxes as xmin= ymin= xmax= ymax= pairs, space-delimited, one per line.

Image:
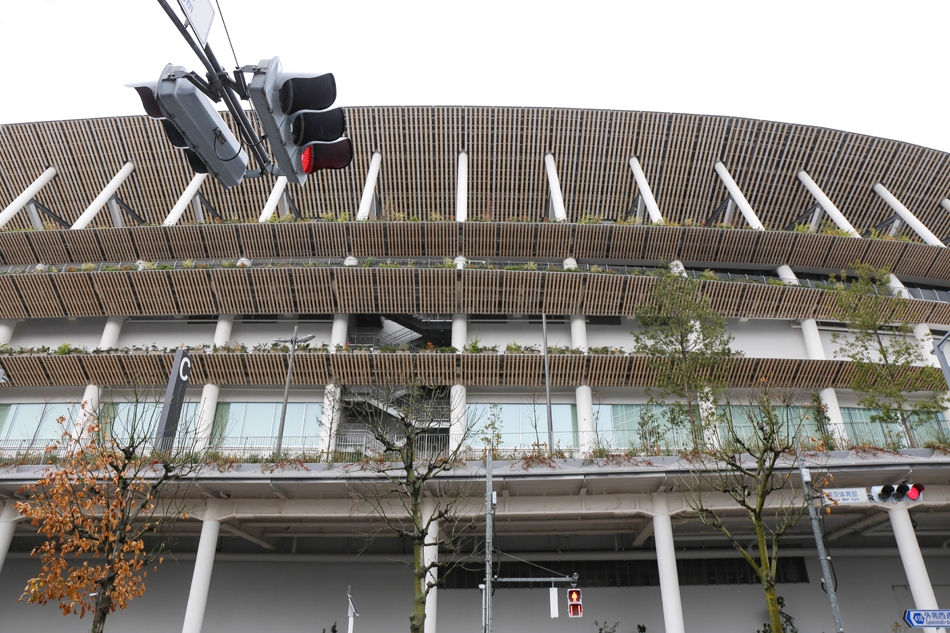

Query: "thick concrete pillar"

xmin=99 ymin=315 xmax=124 ymax=349
xmin=451 ymin=314 xmax=467 ymax=353
xmin=164 ymin=173 xmax=208 ymax=226
xmin=652 ymin=495 xmax=686 ymax=633
xmin=356 ymin=152 xmax=382 ymax=221
xmin=575 ymin=385 xmax=596 ymax=453
xmin=0 ymin=320 xmax=17 ymax=346
xmin=456 ymin=152 xmax=468 ymax=223
xmin=570 ymin=316 xmax=588 ymax=352
xmin=779 ymin=266 xmax=849 ymax=446
xmin=194 ymin=384 xmax=220 ymax=449
xmin=0 ymin=502 xmax=21 ymax=576
xmin=449 ymin=384 xmax=467 ymax=450
xmin=194 ymin=316 xmax=235 ymax=448
xmin=213 ymin=315 xmax=234 ymax=348
xmin=322 ymin=314 xmax=350 ymax=454
xmin=889 ymin=506 xmax=945 ymax=633
xmin=320 ymin=386 xmax=341 ymax=456
xmin=181 ymin=507 xmax=221 ymax=633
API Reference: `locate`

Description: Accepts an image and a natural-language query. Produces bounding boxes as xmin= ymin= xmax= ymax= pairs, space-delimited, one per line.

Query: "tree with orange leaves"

xmin=15 ymin=394 xmax=205 ymax=633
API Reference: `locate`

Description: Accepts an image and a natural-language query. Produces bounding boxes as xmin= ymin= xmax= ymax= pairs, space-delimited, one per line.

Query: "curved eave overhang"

xmin=0 ymin=352 xmax=940 ymax=391
xmin=1 ymin=223 xmax=949 ymax=280
xmin=2 ymin=108 xmax=950 ymax=238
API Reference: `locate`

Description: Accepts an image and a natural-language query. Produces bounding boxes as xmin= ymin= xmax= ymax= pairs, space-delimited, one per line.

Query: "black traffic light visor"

xmin=291 ymin=108 xmax=347 ymax=146
xmin=279 ymin=73 xmax=336 ymax=115
xmin=301 ymin=138 xmax=354 ymax=173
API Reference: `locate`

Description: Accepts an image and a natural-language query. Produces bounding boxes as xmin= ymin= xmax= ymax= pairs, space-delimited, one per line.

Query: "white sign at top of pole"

xmin=177 ymin=0 xmax=216 ymax=47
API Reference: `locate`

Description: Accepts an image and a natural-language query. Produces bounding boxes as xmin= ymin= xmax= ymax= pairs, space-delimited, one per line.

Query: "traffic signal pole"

xmin=798 ymin=460 xmax=845 ymax=633
xmin=155 ymin=0 xmax=272 ymax=172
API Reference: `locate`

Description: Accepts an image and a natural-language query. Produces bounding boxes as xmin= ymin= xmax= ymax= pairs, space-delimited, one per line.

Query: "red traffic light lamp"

xmin=567 ymin=588 xmax=582 ymax=618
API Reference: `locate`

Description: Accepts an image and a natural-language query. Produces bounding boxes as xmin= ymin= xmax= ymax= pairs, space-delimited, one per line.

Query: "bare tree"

xmin=334 ymin=381 xmax=481 ymax=633
xmin=680 ymin=384 xmax=809 ymax=633
xmin=15 ymin=386 xmax=208 ymax=633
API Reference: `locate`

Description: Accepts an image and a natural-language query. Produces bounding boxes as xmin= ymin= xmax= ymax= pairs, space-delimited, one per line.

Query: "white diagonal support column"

xmin=164 ymin=173 xmax=209 ymax=226
xmin=797 ymin=170 xmax=861 ymax=237
xmin=544 ymin=154 xmax=567 ymax=222
xmin=71 ymin=162 xmax=135 ymax=230
xmin=259 ymin=176 xmax=289 ymax=223
xmin=889 ymin=506 xmax=946 ymax=633
xmin=181 ymin=504 xmax=221 ymax=633
xmin=357 ymin=152 xmax=382 ymax=221
xmin=713 ymin=161 xmax=765 ymax=230
xmin=456 ymin=151 xmax=468 ymax=222
xmin=628 ymin=157 xmax=663 ymax=224
xmin=0 ymin=166 xmax=57 ymax=229
xmin=873 ymin=183 xmax=945 ymax=247
xmin=652 ymin=495 xmax=686 ymax=633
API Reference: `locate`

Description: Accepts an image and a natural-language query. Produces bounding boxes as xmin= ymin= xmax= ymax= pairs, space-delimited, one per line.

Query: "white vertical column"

xmin=164 ymin=173 xmax=208 ymax=226
xmin=181 ymin=506 xmax=221 ymax=633
xmin=796 ymin=170 xmax=861 ymax=237
xmin=543 ymin=154 xmax=567 ymax=222
xmin=873 ymin=183 xmax=945 ymax=247
xmin=889 ymin=506 xmax=945 ymax=633
xmin=628 ymin=157 xmax=663 ymax=224
xmin=456 ymin=152 xmax=468 ymax=222
xmin=259 ymin=176 xmax=289 ymax=223
xmin=321 ymin=313 xmax=350 ymax=454
xmin=564 ymin=257 xmax=595 ymax=451
xmin=777 ymin=267 xmax=849 ymax=445
xmin=652 ymin=495 xmax=686 ymax=633
xmin=0 ymin=502 xmax=21 ymax=576
xmin=423 ymin=500 xmax=439 ymax=633
xmin=357 ymin=152 xmax=382 ymax=221
xmin=77 ymin=317 xmax=126 ymax=436
xmin=71 ymin=162 xmax=135 ymax=230
xmin=450 ymin=311 xmax=468 ymax=450
xmin=195 ymin=316 xmax=235 ymax=448
xmin=0 ymin=320 xmax=17 ymax=346
xmin=713 ymin=162 xmax=765 ymax=230
xmin=0 ymin=167 xmax=57 ymax=229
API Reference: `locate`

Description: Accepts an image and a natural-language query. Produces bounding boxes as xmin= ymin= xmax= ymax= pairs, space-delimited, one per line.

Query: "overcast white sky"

xmin=2 ymin=1 xmax=949 ymax=151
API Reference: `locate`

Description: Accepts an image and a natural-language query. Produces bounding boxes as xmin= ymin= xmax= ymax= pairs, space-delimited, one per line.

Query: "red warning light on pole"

xmin=567 ymin=588 xmax=583 ymax=618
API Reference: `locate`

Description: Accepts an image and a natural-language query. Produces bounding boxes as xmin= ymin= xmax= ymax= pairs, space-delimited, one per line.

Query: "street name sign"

xmin=904 ymin=610 xmax=950 ymax=628
xmin=822 ymin=488 xmax=869 ymax=504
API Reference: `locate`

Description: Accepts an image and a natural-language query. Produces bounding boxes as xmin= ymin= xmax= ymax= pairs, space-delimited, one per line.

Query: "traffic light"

xmin=130 ymin=64 xmax=248 ymax=189
xmin=248 ymin=57 xmax=353 ymax=186
xmin=871 ymin=483 xmax=925 ymax=502
xmin=567 ymin=588 xmax=582 ymax=618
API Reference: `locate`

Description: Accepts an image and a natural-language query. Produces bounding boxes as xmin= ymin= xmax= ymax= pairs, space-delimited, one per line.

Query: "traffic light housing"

xmin=248 ymin=57 xmax=353 ymax=186
xmin=567 ymin=588 xmax=582 ymax=618
xmin=130 ymin=65 xmax=248 ymax=189
xmin=871 ymin=483 xmax=925 ymax=502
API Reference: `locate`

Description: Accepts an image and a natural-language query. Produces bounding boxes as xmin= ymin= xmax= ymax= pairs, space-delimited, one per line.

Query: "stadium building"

xmin=0 ymin=107 xmax=948 ymax=632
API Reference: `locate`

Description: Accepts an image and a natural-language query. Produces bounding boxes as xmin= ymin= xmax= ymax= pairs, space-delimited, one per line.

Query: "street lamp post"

xmin=274 ymin=325 xmax=314 ymax=456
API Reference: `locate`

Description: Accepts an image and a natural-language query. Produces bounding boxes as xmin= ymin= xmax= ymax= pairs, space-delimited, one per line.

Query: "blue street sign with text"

xmin=905 ymin=610 xmax=950 ymax=628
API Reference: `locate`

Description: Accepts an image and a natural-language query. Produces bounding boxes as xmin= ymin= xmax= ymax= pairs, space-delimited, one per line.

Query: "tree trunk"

xmin=764 ymin=581 xmax=783 ymax=633
xmin=90 ymin=580 xmax=114 ymax=633
xmin=410 ymin=539 xmax=426 ymax=633
xmin=755 ymin=522 xmax=783 ymax=633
